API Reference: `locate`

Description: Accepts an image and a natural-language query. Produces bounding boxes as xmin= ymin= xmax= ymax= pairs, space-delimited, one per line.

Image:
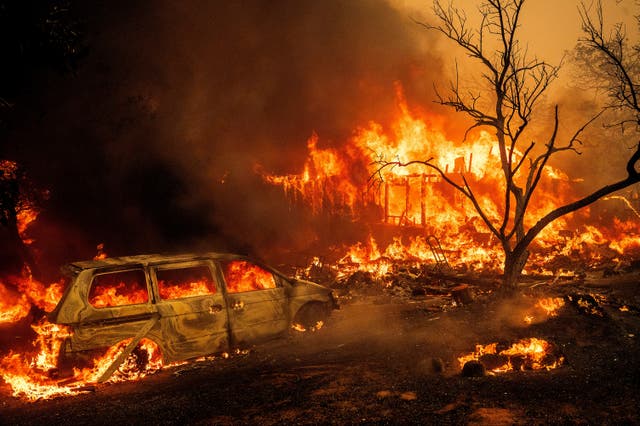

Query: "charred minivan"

xmin=48 ymin=253 xmax=337 ymax=378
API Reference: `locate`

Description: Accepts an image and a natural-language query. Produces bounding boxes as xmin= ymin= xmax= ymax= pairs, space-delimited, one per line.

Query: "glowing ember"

xmin=458 ymin=338 xmax=563 ymax=373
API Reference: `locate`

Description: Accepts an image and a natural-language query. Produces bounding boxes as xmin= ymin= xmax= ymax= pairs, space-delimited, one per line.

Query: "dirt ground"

xmin=1 ymin=274 xmax=639 ymax=425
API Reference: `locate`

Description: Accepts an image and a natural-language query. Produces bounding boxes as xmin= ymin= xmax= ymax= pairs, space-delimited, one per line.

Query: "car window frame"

xmin=87 ymin=267 xmax=152 ymax=309
xmin=150 ymin=260 xmax=220 ymax=301
xmin=218 ymin=258 xmax=282 ymax=294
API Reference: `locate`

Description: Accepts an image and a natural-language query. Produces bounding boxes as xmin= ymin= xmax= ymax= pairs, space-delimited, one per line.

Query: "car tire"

xmin=292 ymin=302 xmax=330 ymax=332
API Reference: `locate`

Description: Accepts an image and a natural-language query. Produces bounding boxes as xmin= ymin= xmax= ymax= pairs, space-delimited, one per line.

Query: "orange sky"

xmin=391 ymin=0 xmax=637 ymax=63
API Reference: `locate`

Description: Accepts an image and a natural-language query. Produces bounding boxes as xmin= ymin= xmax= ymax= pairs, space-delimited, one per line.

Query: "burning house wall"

xmin=259 ymin=86 xmax=640 ymax=275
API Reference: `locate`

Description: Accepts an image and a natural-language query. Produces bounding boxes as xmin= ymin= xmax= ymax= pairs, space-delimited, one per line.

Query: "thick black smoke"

xmin=1 ymin=0 xmax=445 ymax=276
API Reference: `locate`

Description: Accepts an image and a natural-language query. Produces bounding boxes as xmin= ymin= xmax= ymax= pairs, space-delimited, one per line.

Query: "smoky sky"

xmin=2 ymin=0 xmax=445 ymax=273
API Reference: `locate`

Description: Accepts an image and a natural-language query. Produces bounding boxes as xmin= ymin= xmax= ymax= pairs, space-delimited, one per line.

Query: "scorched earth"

xmin=1 ymin=268 xmax=639 ymax=425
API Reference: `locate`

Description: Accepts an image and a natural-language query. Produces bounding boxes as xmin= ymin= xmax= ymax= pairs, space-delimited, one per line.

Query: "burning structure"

xmin=259 ymin=86 xmax=640 ymax=278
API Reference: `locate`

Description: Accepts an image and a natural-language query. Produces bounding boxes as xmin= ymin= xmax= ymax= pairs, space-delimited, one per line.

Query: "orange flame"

xmin=536 ymin=297 xmax=565 ymax=317
xmin=259 ymin=84 xmax=640 ymax=275
xmin=158 ymin=279 xmax=213 ymax=299
xmin=16 ymin=208 xmax=39 ymax=245
xmin=0 ymin=318 xmax=164 ymax=401
xmin=0 ymin=267 xmax=64 ymax=325
xmin=0 ymin=281 xmax=31 ymax=324
xmin=223 ymin=260 xmax=276 ymax=293
xmin=93 ymin=243 xmax=108 ymax=260
xmin=458 ymin=338 xmax=563 ymax=373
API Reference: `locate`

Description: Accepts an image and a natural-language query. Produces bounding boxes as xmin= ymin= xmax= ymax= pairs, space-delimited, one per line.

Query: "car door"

xmin=150 ymin=261 xmax=229 ymax=362
xmin=219 ymin=259 xmax=289 ymax=345
xmin=61 ymin=266 xmax=159 ymax=353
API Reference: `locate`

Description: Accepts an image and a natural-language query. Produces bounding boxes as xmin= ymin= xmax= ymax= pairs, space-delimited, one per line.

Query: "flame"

xmin=0 ymin=160 xmax=42 ymax=245
xmin=0 ymin=317 xmax=165 ymax=401
xmin=15 ymin=266 xmax=64 ymax=313
xmin=158 ymin=279 xmax=213 ymax=299
xmin=259 ymin=84 xmax=640 ymax=276
xmin=0 ymin=263 xmax=231 ymax=401
xmin=0 ymin=319 xmax=77 ymax=401
xmin=522 ymin=297 xmax=566 ymax=324
xmin=458 ymin=338 xmax=563 ymax=373
xmin=0 ymin=281 xmax=31 ymax=324
xmin=291 ymin=320 xmax=324 ymax=332
xmin=88 ymin=282 xmax=148 ymax=308
xmin=16 ymin=208 xmax=39 ymax=245
xmin=93 ymin=243 xmax=108 ymax=260
xmin=0 ymin=267 xmax=64 ymax=325
xmin=535 ymin=297 xmax=565 ymax=317
xmin=223 ymin=260 xmax=276 ymax=292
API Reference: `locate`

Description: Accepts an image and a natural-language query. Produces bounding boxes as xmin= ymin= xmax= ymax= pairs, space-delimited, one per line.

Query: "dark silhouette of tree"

xmin=0 ymin=0 xmax=85 ymax=272
xmin=0 ymin=0 xmax=85 ymax=122
xmin=374 ymin=0 xmax=640 ymax=289
xmin=0 ymin=160 xmax=47 ymax=273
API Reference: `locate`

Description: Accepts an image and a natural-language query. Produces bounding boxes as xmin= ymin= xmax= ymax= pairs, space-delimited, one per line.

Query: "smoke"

xmin=6 ymin=0 xmax=633 ymax=278
xmin=0 ymin=0 xmax=449 ymax=273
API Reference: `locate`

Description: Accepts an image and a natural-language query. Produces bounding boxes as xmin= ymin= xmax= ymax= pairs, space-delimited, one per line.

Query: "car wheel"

xmin=114 ymin=339 xmax=164 ymax=380
xmin=292 ymin=302 xmax=330 ymax=333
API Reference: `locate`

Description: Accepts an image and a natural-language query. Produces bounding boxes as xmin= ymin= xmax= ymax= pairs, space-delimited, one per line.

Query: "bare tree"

xmin=374 ymin=0 xmax=640 ymax=289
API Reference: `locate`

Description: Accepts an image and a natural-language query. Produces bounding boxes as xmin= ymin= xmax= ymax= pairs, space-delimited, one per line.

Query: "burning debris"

xmin=458 ymin=338 xmax=564 ymax=375
xmin=567 ymin=294 xmax=606 ymax=318
xmin=523 ymin=297 xmax=566 ymax=325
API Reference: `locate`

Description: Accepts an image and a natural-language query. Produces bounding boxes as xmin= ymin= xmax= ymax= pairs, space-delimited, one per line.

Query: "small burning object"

xmin=567 ymin=294 xmax=605 ymax=317
xmin=458 ymin=338 xmax=564 ymax=374
xmin=535 ymin=297 xmax=565 ymax=317
xmin=523 ymin=297 xmax=566 ymax=324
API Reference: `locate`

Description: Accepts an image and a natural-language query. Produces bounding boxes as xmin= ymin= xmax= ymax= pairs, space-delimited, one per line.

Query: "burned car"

xmin=48 ymin=253 xmax=337 ymax=381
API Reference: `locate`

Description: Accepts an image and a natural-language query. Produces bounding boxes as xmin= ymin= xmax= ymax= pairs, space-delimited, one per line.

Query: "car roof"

xmin=68 ymin=252 xmax=248 ymax=271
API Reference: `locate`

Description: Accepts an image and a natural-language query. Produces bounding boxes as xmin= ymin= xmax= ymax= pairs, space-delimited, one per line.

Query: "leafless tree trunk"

xmin=373 ymin=0 xmax=640 ymax=289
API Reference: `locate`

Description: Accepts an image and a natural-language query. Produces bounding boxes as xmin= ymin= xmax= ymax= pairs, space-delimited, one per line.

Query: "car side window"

xmin=89 ymin=269 xmax=148 ymax=308
xmin=222 ymin=260 xmax=277 ymax=293
xmin=156 ymin=265 xmax=217 ymax=300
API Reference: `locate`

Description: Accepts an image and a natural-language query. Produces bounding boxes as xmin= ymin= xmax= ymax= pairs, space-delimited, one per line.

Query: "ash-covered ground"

xmin=1 ymin=270 xmax=639 ymax=425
